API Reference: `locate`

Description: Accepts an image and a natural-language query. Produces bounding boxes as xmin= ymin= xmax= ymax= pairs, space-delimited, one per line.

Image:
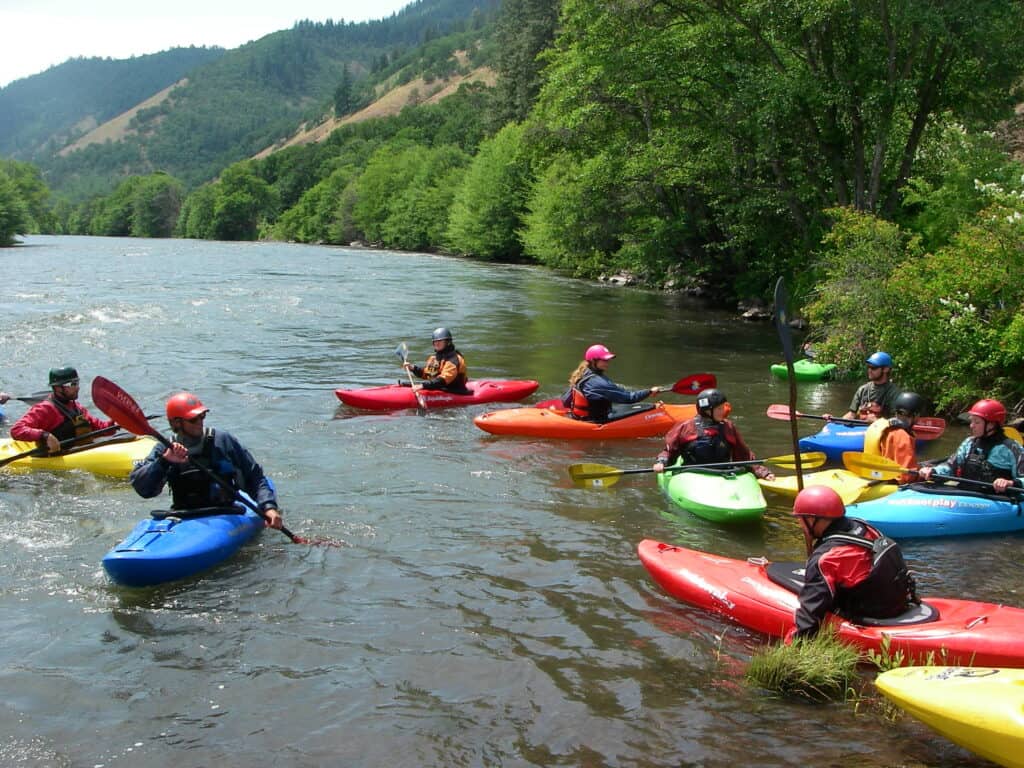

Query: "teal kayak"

xmin=657 ymin=461 xmax=767 ymax=523
xmin=770 ymin=358 xmax=837 ymax=381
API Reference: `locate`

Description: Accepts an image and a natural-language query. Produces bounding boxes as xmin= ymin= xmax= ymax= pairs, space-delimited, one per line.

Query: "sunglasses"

xmin=59 ymin=380 xmax=80 ymax=387
xmin=185 ymin=414 xmax=206 ymax=423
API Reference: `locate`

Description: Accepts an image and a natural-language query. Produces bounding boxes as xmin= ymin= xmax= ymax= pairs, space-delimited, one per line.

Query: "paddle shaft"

xmin=845 ymin=452 xmax=1024 ymax=497
xmin=395 ymin=344 xmax=427 ymax=409
xmin=536 ymin=372 xmax=717 ymax=410
xmin=569 ymin=452 xmax=826 ymax=483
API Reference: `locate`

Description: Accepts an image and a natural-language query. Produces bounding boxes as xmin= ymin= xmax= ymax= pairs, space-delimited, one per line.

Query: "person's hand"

xmin=917 ymin=466 xmax=933 ymax=481
xmin=0 ymin=392 xmax=9 ymax=405
xmin=263 ymin=509 xmax=283 ymax=529
xmin=162 ymin=442 xmax=189 ymax=464
xmin=762 ymin=472 xmax=775 ymax=481
xmin=993 ymin=478 xmax=1014 ymax=494
xmin=402 ymin=362 xmax=414 ymax=370
xmin=650 ymin=386 xmax=663 ymax=395
xmin=45 ymin=432 xmax=61 ymax=454
xmin=653 ymin=461 xmax=665 ymax=473
xmin=822 ymin=413 xmax=832 ymax=421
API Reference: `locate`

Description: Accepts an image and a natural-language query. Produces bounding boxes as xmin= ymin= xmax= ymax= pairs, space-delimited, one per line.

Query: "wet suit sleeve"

xmin=583 ymin=375 xmax=651 ymax=405
xmin=215 ymin=432 xmax=278 ymax=512
xmin=129 ymin=442 xmax=175 ymax=499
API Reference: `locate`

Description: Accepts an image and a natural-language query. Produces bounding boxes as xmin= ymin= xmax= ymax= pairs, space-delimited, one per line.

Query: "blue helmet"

xmin=865 ymin=351 xmax=893 ymax=368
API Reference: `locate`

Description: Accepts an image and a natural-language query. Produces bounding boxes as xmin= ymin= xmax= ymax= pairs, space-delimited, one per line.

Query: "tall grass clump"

xmin=746 ymin=627 xmax=860 ymax=701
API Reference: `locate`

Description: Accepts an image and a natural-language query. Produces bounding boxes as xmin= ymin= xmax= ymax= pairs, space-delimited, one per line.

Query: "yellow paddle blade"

xmin=767 ymin=452 xmax=828 ymax=470
xmin=567 ymin=463 xmax=626 ymax=488
xmin=1005 ymin=426 xmax=1023 ymax=445
xmin=841 ymin=451 xmax=904 ymax=481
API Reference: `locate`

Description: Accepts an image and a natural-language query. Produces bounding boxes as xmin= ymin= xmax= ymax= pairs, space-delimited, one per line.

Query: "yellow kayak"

xmin=876 ymin=666 xmax=1024 ymax=768
xmin=0 ymin=435 xmax=157 ymax=479
xmin=758 ymin=468 xmax=897 ymax=505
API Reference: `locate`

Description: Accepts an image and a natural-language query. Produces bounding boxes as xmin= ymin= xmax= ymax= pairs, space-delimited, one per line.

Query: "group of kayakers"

xmin=8 ymin=365 xmax=285 ymax=530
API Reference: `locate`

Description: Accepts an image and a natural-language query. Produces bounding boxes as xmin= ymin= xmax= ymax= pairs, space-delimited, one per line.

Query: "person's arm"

xmin=585 ymin=376 xmax=652 ymax=405
xmin=727 ymin=423 xmax=773 ymax=479
xmin=129 ymin=442 xmax=174 ymax=498
xmin=219 ymin=433 xmax=281 ymax=526
xmin=790 ymin=546 xmax=870 ymax=640
xmin=10 ymin=402 xmax=62 ymax=443
xmin=654 ymin=421 xmax=691 ymax=471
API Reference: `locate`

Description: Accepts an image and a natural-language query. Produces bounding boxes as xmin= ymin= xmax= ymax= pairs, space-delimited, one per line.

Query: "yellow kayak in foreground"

xmin=0 ymin=435 xmax=157 ymax=479
xmin=876 ymin=666 xmax=1024 ymax=768
xmin=758 ymin=468 xmax=897 ymax=505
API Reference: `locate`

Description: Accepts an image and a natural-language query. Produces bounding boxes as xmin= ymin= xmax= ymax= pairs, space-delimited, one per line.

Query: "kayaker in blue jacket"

xmin=787 ymin=485 xmax=916 ymax=642
xmin=563 ymin=344 xmax=662 ymax=422
xmin=130 ymin=392 xmax=283 ymax=529
xmin=918 ymin=398 xmax=1024 ymax=493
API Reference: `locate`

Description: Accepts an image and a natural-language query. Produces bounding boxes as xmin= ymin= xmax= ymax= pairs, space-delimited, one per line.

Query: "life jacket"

xmin=681 ymin=418 xmax=733 ymax=464
xmin=863 ymin=417 xmax=912 ymax=456
xmin=423 ymin=347 xmax=469 ymax=393
xmin=48 ymin=397 xmax=93 ymax=442
xmin=960 ymin=434 xmax=1017 ymax=483
xmin=170 ymin=428 xmax=238 ymax=510
xmin=815 ymin=518 xmax=917 ymax=621
xmin=570 ymin=370 xmax=604 ymax=421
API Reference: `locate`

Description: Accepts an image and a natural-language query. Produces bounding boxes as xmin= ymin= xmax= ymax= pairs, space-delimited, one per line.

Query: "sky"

xmin=1 ymin=0 xmax=413 ymax=87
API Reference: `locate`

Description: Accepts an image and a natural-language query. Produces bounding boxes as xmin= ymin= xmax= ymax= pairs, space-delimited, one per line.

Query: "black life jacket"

xmin=960 ymin=434 xmax=1015 ymax=483
xmin=681 ymin=418 xmax=731 ymax=464
xmin=49 ymin=396 xmax=93 ymax=442
xmin=170 ymin=428 xmax=237 ymax=510
xmin=815 ymin=518 xmax=917 ymax=621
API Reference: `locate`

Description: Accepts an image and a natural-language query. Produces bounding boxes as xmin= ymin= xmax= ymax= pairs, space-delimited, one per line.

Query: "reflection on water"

xmin=0 ymin=236 xmax=994 ymax=767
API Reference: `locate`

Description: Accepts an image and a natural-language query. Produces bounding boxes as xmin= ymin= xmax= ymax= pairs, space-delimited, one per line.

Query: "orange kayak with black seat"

xmin=473 ymin=402 xmax=697 ymax=439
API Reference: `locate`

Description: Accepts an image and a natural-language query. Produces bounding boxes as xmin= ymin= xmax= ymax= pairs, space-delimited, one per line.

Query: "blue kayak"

xmin=798 ymin=421 xmax=869 ymax=463
xmin=846 ymin=483 xmax=1024 ymax=538
xmin=102 ymin=505 xmax=265 ymax=587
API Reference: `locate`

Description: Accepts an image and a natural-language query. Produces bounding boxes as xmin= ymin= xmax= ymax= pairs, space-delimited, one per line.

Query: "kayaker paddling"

xmin=918 ymin=398 xmax=1024 ymax=494
xmin=562 ymin=343 xmax=662 ymax=423
xmin=402 ymin=327 xmax=471 ymax=395
xmin=10 ymin=366 xmax=116 ymax=454
xmin=653 ymin=389 xmax=774 ymax=481
xmin=129 ymin=392 xmax=283 ymax=530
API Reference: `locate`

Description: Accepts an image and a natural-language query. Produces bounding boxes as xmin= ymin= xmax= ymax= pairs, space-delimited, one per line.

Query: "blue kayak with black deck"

xmin=102 ymin=504 xmax=265 ymax=587
xmin=845 ymin=482 xmax=1024 ymax=538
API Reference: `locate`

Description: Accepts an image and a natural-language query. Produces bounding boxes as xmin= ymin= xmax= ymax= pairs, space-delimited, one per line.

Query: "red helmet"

xmin=166 ymin=392 xmax=209 ymax=421
xmin=585 ymin=344 xmax=616 ymax=361
xmin=792 ymin=485 xmax=846 ymax=519
xmin=967 ymin=399 xmax=1006 ymax=426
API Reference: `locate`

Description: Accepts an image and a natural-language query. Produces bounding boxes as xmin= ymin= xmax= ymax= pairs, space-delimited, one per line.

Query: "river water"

xmin=0 ymin=235 xmax=1012 ymax=767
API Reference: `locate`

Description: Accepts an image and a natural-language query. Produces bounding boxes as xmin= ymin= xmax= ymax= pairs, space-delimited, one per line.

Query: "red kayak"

xmin=638 ymin=539 xmax=1024 ymax=667
xmin=335 ymin=379 xmax=539 ymax=410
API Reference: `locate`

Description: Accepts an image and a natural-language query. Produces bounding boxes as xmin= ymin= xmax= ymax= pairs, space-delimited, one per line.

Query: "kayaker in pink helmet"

xmin=562 ymin=343 xmax=662 ymax=423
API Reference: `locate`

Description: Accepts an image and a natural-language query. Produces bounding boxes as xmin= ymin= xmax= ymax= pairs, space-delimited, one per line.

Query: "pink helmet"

xmin=585 ymin=344 xmax=616 ymax=361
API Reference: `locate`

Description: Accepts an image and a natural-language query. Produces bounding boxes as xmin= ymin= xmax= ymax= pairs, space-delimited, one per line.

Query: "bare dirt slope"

xmin=59 ymin=80 xmax=186 ymax=156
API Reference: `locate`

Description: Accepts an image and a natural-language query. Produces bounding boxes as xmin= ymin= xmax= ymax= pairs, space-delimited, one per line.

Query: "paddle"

xmin=773 ymin=277 xmax=810 ymax=555
xmin=394 ymin=342 xmax=427 ymax=409
xmin=842 ymin=451 xmax=1024 ymax=497
xmin=90 ymin=376 xmax=309 ymax=544
xmin=1004 ymin=425 xmax=1023 ymax=445
xmin=535 ymin=372 xmax=718 ymax=410
xmin=6 ymin=391 xmax=51 ymax=405
xmin=568 ymin=452 xmax=827 ymax=488
xmin=0 ymin=421 xmax=130 ymax=470
xmin=765 ymin=404 xmax=946 ymax=440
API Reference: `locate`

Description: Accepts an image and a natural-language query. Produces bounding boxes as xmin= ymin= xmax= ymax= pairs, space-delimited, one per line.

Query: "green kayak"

xmin=770 ymin=358 xmax=837 ymax=381
xmin=657 ymin=460 xmax=767 ymax=523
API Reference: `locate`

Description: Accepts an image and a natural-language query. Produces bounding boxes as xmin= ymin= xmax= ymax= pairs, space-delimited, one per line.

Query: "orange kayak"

xmin=473 ymin=402 xmax=696 ymax=439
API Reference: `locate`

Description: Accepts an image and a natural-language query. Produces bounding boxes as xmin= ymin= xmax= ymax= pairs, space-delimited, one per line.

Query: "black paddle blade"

xmin=92 ymin=377 xmax=166 ymax=444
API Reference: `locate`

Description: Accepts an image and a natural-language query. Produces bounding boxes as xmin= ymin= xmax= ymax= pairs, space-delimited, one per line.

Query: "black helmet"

xmin=893 ymin=391 xmax=923 ymax=417
xmin=696 ymin=388 xmax=727 ymax=414
xmin=431 ymin=327 xmax=453 ymax=342
xmin=49 ymin=366 xmax=79 ymax=386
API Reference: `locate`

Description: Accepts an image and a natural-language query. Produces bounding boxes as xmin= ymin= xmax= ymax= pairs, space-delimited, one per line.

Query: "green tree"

xmin=446 ymin=122 xmax=532 ymax=259
xmin=211 ymin=164 xmax=278 ymax=241
xmin=132 ymin=173 xmax=185 ymax=237
xmin=492 ymin=0 xmax=560 ymax=124
xmin=333 ymin=65 xmax=353 ymax=116
xmin=0 ymin=170 xmax=30 ymax=246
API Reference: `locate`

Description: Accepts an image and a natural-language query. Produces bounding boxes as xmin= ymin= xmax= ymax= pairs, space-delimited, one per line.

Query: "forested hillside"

xmin=0 ymin=47 xmax=225 ymax=160
xmin=8 ymin=0 xmax=500 ymax=200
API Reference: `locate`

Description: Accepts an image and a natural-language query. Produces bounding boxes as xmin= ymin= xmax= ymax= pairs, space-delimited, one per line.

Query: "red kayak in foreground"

xmin=335 ymin=379 xmax=539 ymax=410
xmin=638 ymin=539 xmax=1024 ymax=667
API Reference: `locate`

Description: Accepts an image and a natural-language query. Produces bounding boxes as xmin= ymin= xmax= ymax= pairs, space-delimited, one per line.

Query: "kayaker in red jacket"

xmin=653 ymin=389 xmax=774 ymax=480
xmin=787 ymin=485 xmax=916 ymax=642
xmin=10 ymin=366 xmax=115 ymax=453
